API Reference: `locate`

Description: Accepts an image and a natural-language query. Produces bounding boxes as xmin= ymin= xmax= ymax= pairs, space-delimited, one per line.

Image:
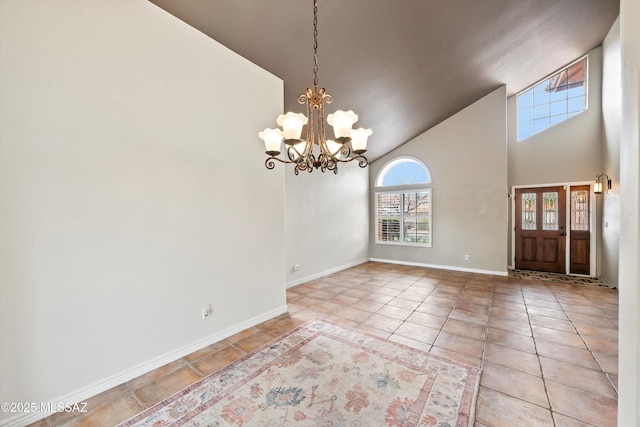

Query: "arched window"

xmin=375 ymin=157 xmax=432 ymax=247
xmin=376 ymin=157 xmax=431 ymax=187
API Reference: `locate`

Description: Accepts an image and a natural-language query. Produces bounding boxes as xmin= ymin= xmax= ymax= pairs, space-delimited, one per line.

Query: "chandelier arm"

xmin=266 ymin=156 xmax=296 ymax=170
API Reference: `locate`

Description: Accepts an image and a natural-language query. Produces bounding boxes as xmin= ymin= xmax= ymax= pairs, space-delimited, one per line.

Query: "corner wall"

xmin=369 ymin=86 xmax=508 ymax=275
xmin=0 ymin=1 xmax=285 ymax=424
xmin=602 ymin=19 xmax=621 ymax=289
xmin=617 ymin=0 xmax=640 ymax=425
xmin=285 ymin=165 xmax=369 ymax=287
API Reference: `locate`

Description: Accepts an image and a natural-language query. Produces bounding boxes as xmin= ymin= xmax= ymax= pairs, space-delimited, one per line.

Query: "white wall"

xmin=369 ymin=86 xmax=508 ymax=275
xmin=602 ymin=19 xmax=621 ymax=289
xmin=285 ymin=165 xmax=369 ymax=287
xmin=0 ymin=1 xmax=285 ymax=424
xmin=617 ymin=0 xmax=640 ymax=425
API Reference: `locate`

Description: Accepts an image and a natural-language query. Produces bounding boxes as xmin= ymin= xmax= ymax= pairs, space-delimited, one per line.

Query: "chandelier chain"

xmin=313 ymin=0 xmax=319 ymax=91
xmin=259 ymin=0 xmax=370 ymax=174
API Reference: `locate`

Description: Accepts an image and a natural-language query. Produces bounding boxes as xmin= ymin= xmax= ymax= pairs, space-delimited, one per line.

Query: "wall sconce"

xmin=594 ymin=173 xmax=612 ymax=194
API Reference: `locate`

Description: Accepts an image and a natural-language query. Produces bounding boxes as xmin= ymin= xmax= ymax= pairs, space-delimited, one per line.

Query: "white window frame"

xmin=375 ymin=188 xmax=433 ymax=247
xmin=516 ymin=55 xmax=589 ymax=142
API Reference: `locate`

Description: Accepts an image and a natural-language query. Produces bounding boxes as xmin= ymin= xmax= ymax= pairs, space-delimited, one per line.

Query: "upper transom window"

xmin=517 ymin=56 xmax=587 ymax=141
xmin=376 ymin=157 xmax=431 ymax=187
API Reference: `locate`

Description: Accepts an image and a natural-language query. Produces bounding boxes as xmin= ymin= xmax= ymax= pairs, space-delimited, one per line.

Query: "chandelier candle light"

xmin=259 ymin=0 xmax=372 ymax=175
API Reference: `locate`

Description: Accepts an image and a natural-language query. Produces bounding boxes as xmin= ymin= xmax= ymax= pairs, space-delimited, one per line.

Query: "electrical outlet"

xmin=464 ymin=254 xmax=470 ymax=261
xmin=293 ymin=264 xmax=300 ymax=272
xmin=202 ymin=305 xmax=212 ymax=320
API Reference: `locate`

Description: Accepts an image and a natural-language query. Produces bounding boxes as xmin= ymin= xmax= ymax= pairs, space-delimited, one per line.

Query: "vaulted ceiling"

xmin=149 ymin=0 xmax=619 ymax=161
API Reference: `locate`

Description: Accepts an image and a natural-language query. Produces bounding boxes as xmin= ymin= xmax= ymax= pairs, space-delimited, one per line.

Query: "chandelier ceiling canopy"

xmin=259 ymin=0 xmax=372 ymax=175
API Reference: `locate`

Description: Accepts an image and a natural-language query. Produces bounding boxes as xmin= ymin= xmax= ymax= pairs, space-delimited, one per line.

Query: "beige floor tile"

xmin=48 ymin=384 xmax=130 ymax=426
xmin=406 ymin=311 xmax=447 ymax=329
xmin=487 ymin=327 xmax=536 ymax=353
xmin=126 ymin=360 xmax=188 ymax=391
xmin=332 ymin=306 xmax=371 ymax=322
xmin=393 ymin=321 xmax=440 ymax=344
xmin=481 ymin=362 xmax=549 ymax=407
xmin=443 ymin=318 xmax=487 ymax=341
xmin=449 ymin=309 xmax=489 ymax=325
xmin=183 ymin=341 xmax=229 ymax=363
xmin=415 ymin=302 xmax=454 ymax=317
xmin=476 ymin=387 xmax=554 ymax=427
xmin=387 ymin=296 xmax=422 ymax=310
xmin=560 ymin=303 xmax=606 ymax=316
xmin=424 ymin=295 xmax=457 ymax=307
xmin=529 ymin=314 xmax=576 ymax=332
xmin=59 ymin=394 xmax=144 ymax=427
xmin=535 ymin=339 xmax=600 ymax=370
xmin=350 ymin=298 xmax=385 ymax=312
xmin=429 ymin=346 xmax=482 ymax=368
xmin=490 ymin=299 xmax=527 ymax=312
xmin=593 ymin=351 xmax=618 ymax=374
xmin=433 ymin=331 xmax=485 ymax=358
xmin=488 ymin=306 xmax=529 ymax=322
xmin=484 ymin=342 xmax=541 ymax=376
xmin=526 ymin=305 xmax=569 ymax=320
xmin=573 ymin=322 xmax=618 ymax=339
xmin=581 ymin=334 xmax=618 ymax=357
xmin=132 ymin=366 xmax=202 ymax=407
xmin=488 ymin=316 xmax=532 ymax=336
xmin=388 ymin=334 xmax=432 ymax=352
xmin=376 ymin=304 xmax=414 ymax=320
xmin=360 ymin=292 xmax=395 ymax=304
xmin=553 ymin=412 xmax=596 ymax=427
xmin=360 ymin=313 xmax=403 ymax=333
xmin=229 ymin=330 xmax=277 ymax=353
xmin=455 ymin=301 xmax=489 ymax=315
xmin=566 ymin=311 xmax=617 ymax=328
xmin=546 ymin=380 xmax=617 ymax=427
xmin=539 ymin=356 xmax=617 ymax=399
xmin=190 ymin=345 xmax=246 ymax=375
xmin=531 ymin=325 xmax=586 ymax=348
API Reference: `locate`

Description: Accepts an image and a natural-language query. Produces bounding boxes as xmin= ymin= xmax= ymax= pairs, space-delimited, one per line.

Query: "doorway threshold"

xmin=510 ymin=269 xmax=615 ymax=289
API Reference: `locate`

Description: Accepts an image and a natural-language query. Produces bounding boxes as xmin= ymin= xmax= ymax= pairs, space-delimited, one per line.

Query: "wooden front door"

xmin=515 ymin=186 xmax=567 ymax=273
xmin=569 ymin=185 xmax=591 ymax=275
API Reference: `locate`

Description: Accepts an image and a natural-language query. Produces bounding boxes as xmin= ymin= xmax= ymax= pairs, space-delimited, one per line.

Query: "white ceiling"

xmin=149 ymin=0 xmax=619 ymax=161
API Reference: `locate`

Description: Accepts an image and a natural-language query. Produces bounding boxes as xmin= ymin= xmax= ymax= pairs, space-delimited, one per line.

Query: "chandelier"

xmin=259 ymin=0 xmax=372 ymax=175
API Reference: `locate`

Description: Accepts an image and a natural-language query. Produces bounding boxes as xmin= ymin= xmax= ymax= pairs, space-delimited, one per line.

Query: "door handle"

xmin=559 ymin=233 xmax=566 ymax=236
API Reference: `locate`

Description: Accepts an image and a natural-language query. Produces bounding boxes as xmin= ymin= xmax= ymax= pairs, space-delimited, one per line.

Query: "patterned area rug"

xmin=119 ymin=318 xmax=480 ymax=426
xmin=510 ymin=269 xmax=615 ymax=288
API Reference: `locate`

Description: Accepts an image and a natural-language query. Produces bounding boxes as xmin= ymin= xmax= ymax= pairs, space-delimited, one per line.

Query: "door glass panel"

xmin=542 ymin=192 xmax=559 ymax=230
xmin=571 ymin=190 xmax=589 ymax=231
xmin=522 ymin=193 xmax=536 ymax=230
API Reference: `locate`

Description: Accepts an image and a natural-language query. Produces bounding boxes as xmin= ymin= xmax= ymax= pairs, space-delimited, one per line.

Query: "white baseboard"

xmin=286 ymin=258 xmax=369 ymax=288
xmin=369 ymin=258 xmax=508 ymax=277
xmin=0 ymin=305 xmax=288 ymax=427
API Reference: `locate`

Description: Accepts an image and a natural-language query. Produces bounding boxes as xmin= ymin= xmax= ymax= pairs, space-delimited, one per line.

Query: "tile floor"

xmin=30 ymin=261 xmax=618 ymax=427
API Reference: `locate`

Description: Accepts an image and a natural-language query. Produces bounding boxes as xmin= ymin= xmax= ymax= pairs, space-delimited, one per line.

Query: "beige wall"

xmin=602 ymin=19 xmax=621 ymax=289
xmin=0 ymin=1 xmax=285 ymax=424
xmin=369 ymin=86 xmax=508 ymax=275
xmin=617 ymin=0 xmax=640 ymax=425
xmin=285 ymin=165 xmax=369 ymax=287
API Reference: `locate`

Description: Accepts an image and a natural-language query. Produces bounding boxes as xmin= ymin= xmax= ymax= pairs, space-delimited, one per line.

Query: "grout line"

xmin=522 ymin=282 xmax=558 ymax=427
